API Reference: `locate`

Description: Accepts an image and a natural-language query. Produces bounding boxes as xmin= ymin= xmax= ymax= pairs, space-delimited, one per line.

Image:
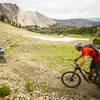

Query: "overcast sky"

xmin=0 ymin=0 xmax=100 ymax=19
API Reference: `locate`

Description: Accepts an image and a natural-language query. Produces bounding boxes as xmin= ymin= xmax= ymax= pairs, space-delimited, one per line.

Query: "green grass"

xmin=0 ymin=21 xmax=92 ymax=73
xmin=45 ymin=32 xmax=93 ymax=38
xmin=66 ymin=33 xmax=93 ymax=38
xmin=1 ymin=21 xmax=99 ymax=99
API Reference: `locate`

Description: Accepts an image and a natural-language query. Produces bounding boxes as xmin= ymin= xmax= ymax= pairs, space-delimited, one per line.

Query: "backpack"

xmin=84 ymin=44 xmax=100 ymax=57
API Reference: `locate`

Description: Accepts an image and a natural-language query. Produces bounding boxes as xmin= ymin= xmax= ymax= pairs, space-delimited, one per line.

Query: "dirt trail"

xmin=0 ymin=54 xmax=99 ymax=99
xmin=6 ymin=59 xmax=100 ymax=99
xmin=0 ymin=22 xmax=99 ymax=99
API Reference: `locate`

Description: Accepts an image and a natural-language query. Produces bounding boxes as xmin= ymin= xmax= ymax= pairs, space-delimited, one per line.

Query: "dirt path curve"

xmin=7 ymin=60 xmax=100 ymax=99
xmin=1 ymin=23 xmax=99 ymax=99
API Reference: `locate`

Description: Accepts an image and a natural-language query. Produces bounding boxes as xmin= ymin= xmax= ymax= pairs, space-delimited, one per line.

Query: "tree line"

xmin=0 ymin=14 xmax=100 ymax=37
xmin=41 ymin=25 xmax=100 ymax=36
xmin=25 ymin=24 xmax=100 ymax=36
xmin=0 ymin=14 xmax=22 ymax=28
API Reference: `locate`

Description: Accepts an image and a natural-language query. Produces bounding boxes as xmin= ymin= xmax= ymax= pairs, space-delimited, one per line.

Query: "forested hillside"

xmin=26 ymin=24 xmax=100 ymax=37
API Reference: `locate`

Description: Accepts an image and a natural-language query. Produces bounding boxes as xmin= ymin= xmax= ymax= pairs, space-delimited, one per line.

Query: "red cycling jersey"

xmin=82 ymin=47 xmax=100 ymax=62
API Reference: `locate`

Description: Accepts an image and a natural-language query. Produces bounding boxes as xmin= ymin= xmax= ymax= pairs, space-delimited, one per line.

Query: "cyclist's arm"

xmin=79 ymin=56 xmax=87 ymax=67
xmin=76 ymin=54 xmax=83 ymax=60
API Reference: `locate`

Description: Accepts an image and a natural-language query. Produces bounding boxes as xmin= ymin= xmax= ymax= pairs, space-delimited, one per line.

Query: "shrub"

xmin=93 ymin=38 xmax=100 ymax=45
xmin=18 ymin=24 xmax=21 ymax=28
xmin=26 ymin=26 xmax=35 ymax=32
xmin=97 ymin=32 xmax=100 ymax=36
xmin=25 ymin=80 xmax=35 ymax=92
xmin=14 ymin=88 xmax=18 ymax=93
xmin=0 ymin=85 xmax=11 ymax=99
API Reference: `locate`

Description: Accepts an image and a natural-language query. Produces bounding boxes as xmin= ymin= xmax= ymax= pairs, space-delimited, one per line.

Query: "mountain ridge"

xmin=0 ymin=3 xmax=100 ymax=28
xmin=0 ymin=3 xmax=56 ymax=27
xmin=54 ymin=18 xmax=100 ymax=27
xmin=88 ymin=17 xmax=100 ymax=22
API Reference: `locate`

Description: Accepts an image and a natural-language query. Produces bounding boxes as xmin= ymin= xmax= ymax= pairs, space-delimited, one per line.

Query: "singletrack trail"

xmin=0 ymin=22 xmax=99 ymax=99
xmin=0 ymin=56 xmax=99 ymax=99
xmin=6 ymin=59 xmax=100 ymax=99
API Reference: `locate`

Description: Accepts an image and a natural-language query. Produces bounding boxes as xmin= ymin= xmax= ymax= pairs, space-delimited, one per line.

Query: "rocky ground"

xmin=0 ymin=60 xmax=80 ymax=100
xmin=0 ymin=59 xmax=99 ymax=100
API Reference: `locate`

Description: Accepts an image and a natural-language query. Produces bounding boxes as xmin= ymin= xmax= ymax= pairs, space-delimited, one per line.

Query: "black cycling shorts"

xmin=90 ymin=60 xmax=100 ymax=74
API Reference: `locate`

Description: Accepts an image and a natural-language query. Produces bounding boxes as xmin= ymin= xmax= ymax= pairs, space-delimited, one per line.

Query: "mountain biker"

xmin=0 ymin=46 xmax=4 ymax=57
xmin=74 ymin=42 xmax=100 ymax=79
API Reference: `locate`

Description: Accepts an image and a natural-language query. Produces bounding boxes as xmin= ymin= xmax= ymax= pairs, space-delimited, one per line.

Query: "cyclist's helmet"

xmin=0 ymin=46 xmax=2 ymax=49
xmin=74 ymin=42 xmax=82 ymax=49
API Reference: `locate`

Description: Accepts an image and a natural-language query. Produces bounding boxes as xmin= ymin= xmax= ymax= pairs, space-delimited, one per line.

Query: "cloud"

xmin=0 ymin=0 xmax=100 ymax=19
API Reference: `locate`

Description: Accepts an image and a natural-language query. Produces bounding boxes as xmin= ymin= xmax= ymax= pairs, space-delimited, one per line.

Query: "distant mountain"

xmin=0 ymin=3 xmax=100 ymax=28
xmin=0 ymin=3 xmax=56 ymax=27
xmin=87 ymin=18 xmax=100 ymax=26
xmin=88 ymin=18 xmax=100 ymax=22
xmin=55 ymin=18 xmax=94 ymax=27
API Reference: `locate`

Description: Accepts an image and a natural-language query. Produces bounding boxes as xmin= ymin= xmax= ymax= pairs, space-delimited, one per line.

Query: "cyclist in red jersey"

xmin=74 ymin=42 xmax=100 ymax=78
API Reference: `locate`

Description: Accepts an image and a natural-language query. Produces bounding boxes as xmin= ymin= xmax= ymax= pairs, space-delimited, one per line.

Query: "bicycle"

xmin=61 ymin=61 xmax=100 ymax=88
xmin=0 ymin=55 xmax=7 ymax=63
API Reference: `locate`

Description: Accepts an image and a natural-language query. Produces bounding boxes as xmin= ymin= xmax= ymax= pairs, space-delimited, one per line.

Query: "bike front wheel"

xmin=61 ymin=71 xmax=81 ymax=88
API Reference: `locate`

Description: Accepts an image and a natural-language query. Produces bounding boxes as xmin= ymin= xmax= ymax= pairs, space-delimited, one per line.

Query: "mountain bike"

xmin=0 ymin=55 xmax=7 ymax=63
xmin=61 ymin=61 xmax=100 ymax=88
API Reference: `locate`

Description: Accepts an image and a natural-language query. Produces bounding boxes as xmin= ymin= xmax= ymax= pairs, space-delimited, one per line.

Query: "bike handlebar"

xmin=74 ymin=61 xmax=81 ymax=70
xmin=74 ymin=60 xmax=79 ymax=66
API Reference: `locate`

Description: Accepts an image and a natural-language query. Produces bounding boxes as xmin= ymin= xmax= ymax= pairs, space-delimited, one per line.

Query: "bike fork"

xmin=70 ymin=70 xmax=76 ymax=81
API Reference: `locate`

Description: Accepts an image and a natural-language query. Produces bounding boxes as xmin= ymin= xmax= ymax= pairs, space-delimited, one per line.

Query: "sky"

xmin=0 ymin=0 xmax=100 ymax=19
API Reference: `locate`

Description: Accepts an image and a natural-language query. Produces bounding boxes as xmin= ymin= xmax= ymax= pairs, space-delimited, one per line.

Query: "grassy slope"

xmin=0 ymin=21 xmax=99 ymax=99
xmin=0 ymin=21 xmax=92 ymax=73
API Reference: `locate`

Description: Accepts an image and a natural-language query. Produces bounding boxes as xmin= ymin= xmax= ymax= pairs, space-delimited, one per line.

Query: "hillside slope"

xmin=55 ymin=18 xmax=94 ymax=27
xmin=0 ymin=21 xmax=100 ymax=100
xmin=0 ymin=3 xmax=56 ymax=27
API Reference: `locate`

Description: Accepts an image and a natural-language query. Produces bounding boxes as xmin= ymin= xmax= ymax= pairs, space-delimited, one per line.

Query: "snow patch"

xmin=23 ymin=35 xmax=89 ymax=42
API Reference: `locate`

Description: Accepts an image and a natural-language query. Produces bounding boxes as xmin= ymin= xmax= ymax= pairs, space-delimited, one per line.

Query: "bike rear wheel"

xmin=61 ymin=71 xmax=81 ymax=88
xmin=0 ymin=56 xmax=7 ymax=63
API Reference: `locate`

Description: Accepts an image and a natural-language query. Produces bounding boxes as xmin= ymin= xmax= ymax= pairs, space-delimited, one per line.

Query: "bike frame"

xmin=73 ymin=62 xmax=97 ymax=82
xmin=77 ymin=68 xmax=89 ymax=81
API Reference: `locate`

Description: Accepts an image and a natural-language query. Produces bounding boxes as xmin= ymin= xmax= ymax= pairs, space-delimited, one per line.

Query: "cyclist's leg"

xmin=0 ymin=57 xmax=1 ymax=62
xmin=2 ymin=56 xmax=6 ymax=63
xmin=95 ymin=61 xmax=100 ymax=79
xmin=90 ymin=60 xmax=95 ymax=75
